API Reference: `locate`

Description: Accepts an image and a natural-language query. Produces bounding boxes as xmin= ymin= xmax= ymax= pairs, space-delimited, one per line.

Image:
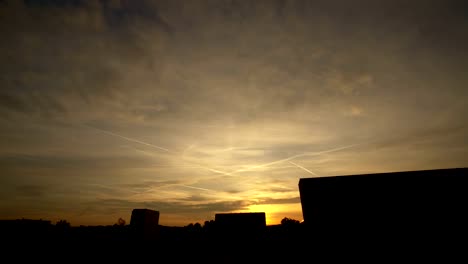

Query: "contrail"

xmin=85 ymin=124 xmax=234 ymax=177
xmin=87 ymin=183 xmax=140 ymax=194
xmin=123 ymin=145 xmax=159 ymax=157
xmin=125 ymin=145 xmax=234 ymax=175
xmin=213 ymin=147 xmax=247 ymax=153
xmin=86 ymin=125 xmax=170 ymax=152
xmin=195 ymin=143 xmax=361 ymax=183
xmin=182 ymin=142 xmax=197 ymax=157
xmin=178 ymin=184 xmax=215 ymax=192
xmin=289 ymin=161 xmax=319 ymax=176
xmin=227 ymin=143 xmax=360 ymax=175
xmin=138 ymin=183 xmax=216 ymax=193
xmin=161 ymin=184 xmax=239 ymax=200
xmin=198 ymin=166 xmax=236 ymax=176
xmin=144 ymin=182 xmax=219 ymax=193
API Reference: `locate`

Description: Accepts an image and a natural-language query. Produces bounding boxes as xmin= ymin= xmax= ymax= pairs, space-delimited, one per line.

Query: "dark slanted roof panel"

xmin=299 ymin=167 xmax=468 ymax=237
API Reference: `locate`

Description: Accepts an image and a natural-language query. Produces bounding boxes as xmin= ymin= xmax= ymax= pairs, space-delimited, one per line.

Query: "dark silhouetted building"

xmin=298 ymin=167 xmax=468 ymax=240
xmin=215 ymin=212 xmax=266 ymax=239
xmin=0 ymin=219 xmax=53 ymax=241
xmin=130 ymin=209 xmax=159 ymax=239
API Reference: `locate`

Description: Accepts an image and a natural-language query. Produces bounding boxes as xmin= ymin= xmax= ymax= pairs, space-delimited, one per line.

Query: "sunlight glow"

xmin=241 ymin=203 xmax=303 ymax=225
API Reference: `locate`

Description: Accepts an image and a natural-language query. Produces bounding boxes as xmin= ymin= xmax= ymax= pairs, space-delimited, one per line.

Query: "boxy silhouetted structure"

xmin=215 ymin=212 xmax=266 ymax=239
xmin=130 ymin=209 xmax=159 ymax=239
xmin=298 ymin=167 xmax=468 ymax=239
xmin=0 ymin=219 xmax=52 ymax=241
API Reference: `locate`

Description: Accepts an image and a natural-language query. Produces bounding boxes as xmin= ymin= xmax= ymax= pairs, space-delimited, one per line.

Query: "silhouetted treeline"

xmin=0 ymin=217 xmax=305 ymax=243
xmin=3 ymin=168 xmax=467 ymax=261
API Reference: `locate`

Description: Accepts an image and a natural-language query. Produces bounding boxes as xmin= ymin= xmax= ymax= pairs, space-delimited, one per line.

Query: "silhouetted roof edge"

xmin=299 ymin=167 xmax=468 ymax=183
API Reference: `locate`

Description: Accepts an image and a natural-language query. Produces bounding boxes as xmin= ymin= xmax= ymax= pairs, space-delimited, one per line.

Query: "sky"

xmin=1 ymin=0 xmax=467 ymax=226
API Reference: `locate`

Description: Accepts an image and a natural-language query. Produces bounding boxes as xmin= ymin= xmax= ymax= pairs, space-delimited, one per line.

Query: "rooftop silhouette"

xmin=129 ymin=208 xmax=160 ymax=240
xmin=215 ymin=212 xmax=266 ymax=229
xmin=299 ymin=167 xmax=468 ymax=240
xmin=215 ymin=212 xmax=266 ymax=239
xmin=2 ymin=167 xmax=467 ymax=259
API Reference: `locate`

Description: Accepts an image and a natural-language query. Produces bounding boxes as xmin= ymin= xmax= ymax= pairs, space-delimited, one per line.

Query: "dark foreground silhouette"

xmin=299 ymin=167 xmax=468 ymax=241
xmin=0 ymin=218 xmax=308 ymax=262
xmin=1 ymin=167 xmax=467 ymax=261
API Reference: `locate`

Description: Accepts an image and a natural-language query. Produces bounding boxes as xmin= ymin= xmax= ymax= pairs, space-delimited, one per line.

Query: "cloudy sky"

xmin=1 ymin=0 xmax=467 ymax=226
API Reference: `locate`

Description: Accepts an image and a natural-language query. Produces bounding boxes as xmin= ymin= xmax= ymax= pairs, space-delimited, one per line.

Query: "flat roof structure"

xmin=299 ymin=167 xmax=468 ymax=237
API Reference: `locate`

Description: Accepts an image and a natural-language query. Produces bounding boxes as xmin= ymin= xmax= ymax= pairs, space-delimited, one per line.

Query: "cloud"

xmin=15 ymin=184 xmax=47 ymax=197
xmin=120 ymin=180 xmax=181 ymax=190
xmin=0 ymin=0 xmax=171 ymax=121
xmin=346 ymin=105 xmax=364 ymax=117
xmin=0 ymin=152 xmax=155 ymax=171
xmin=261 ymin=186 xmax=296 ymax=193
xmin=87 ymin=198 xmax=250 ymax=216
xmin=0 ymin=93 xmax=29 ymax=113
xmin=256 ymin=197 xmax=301 ymax=205
xmin=1 ymin=0 xmax=467 ymax=226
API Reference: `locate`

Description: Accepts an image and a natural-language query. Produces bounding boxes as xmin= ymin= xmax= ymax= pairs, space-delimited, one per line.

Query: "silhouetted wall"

xmin=130 ymin=209 xmax=159 ymax=239
xmin=299 ymin=167 xmax=468 ymax=239
xmin=215 ymin=212 xmax=266 ymax=239
xmin=0 ymin=219 xmax=52 ymax=241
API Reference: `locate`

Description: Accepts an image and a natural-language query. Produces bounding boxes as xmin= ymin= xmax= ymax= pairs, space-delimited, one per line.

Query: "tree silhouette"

xmin=116 ymin=217 xmax=126 ymax=226
xmin=185 ymin=222 xmax=202 ymax=231
xmin=55 ymin=219 xmax=71 ymax=236
xmin=203 ymin=220 xmax=215 ymax=230
xmin=281 ymin=217 xmax=300 ymax=226
xmin=56 ymin=219 xmax=71 ymax=228
xmin=280 ymin=217 xmax=302 ymax=237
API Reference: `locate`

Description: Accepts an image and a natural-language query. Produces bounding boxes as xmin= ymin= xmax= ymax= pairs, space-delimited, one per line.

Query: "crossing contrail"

xmin=181 ymin=142 xmax=197 ymax=157
xmin=86 ymin=125 xmax=170 ymax=152
xmin=195 ymin=143 xmax=361 ymax=184
xmin=289 ymin=161 xmax=319 ymax=176
xmin=226 ymin=143 xmax=360 ymax=175
xmin=177 ymin=184 xmax=215 ymax=192
xmin=85 ymin=124 xmax=361 ymax=184
xmin=85 ymin=124 xmax=235 ymax=177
